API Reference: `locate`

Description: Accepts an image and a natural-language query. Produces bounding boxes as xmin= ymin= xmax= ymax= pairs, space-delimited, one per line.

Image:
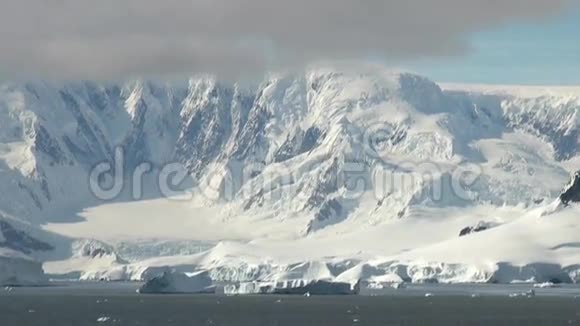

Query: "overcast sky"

xmin=0 ymin=0 xmax=575 ymax=82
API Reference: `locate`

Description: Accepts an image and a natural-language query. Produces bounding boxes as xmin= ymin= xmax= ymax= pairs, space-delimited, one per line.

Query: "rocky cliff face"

xmin=561 ymin=171 xmax=580 ymax=205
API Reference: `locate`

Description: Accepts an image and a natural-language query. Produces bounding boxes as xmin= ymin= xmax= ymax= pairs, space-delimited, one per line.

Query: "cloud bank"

xmin=0 ymin=0 xmax=571 ymax=80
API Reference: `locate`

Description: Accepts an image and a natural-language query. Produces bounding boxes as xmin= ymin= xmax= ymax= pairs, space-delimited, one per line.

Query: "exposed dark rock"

xmin=314 ymin=199 xmax=343 ymax=224
xmin=0 ymin=220 xmax=54 ymax=254
xmin=305 ymin=158 xmax=341 ymax=209
xmin=121 ymin=98 xmax=150 ymax=170
xmin=230 ymin=105 xmax=269 ymax=161
xmin=560 ymin=171 xmax=580 ymax=205
xmin=34 ymin=124 xmax=67 ymax=165
xmin=59 ymin=90 xmax=113 ymax=163
xmin=504 ymin=110 xmax=579 ymax=161
xmin=459 ymin=221 xmax=497 ymax=237
xmin=243 ymin=189 xmax=265 ymax=211
xmin=17 ymin=182 xmax=43 ymax=210
xmin=175 ymin=84 xmax=235 ymax=175
xmin=77 ymin=240 xmax=128 ymax=264
xmin=274 ymin=127 xmax=323 ymax=163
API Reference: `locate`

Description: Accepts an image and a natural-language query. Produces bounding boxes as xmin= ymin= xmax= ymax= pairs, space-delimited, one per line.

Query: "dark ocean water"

xmin=2 ymin=283 xmax=580 ymax=326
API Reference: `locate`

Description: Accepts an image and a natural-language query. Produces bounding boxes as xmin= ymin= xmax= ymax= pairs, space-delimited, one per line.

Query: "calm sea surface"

xmin=1 ymin=282 xmax=580 ymax=325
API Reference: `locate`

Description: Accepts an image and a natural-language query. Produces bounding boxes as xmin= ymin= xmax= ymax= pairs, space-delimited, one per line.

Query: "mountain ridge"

xmin=0 ymin=67 xmax=579 ymax=285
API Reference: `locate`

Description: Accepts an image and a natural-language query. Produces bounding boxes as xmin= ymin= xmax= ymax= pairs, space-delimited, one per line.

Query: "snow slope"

xmin=60 ymin=203 xmax=580 ymax=285
xmin=0 ymin=66 xmax=578 ymax=284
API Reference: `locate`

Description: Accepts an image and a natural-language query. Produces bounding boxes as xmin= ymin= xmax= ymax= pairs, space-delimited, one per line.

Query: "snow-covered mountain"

xmin=0 ymin=66 xmax=579 ymax=285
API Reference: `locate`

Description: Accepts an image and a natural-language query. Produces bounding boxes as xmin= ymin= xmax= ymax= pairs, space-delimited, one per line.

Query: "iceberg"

xmin=533 ymin=282 xmax=558 ymax=289
xmin=509 ymin=289 xmax=535 ymax=298
xmin=138 ymin=270 xmax=215 ymax=294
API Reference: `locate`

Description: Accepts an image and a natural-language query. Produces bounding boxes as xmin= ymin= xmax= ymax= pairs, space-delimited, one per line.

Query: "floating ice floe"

xmin=367 ymin=282 xmax=406 ymax=290
xmin=533 ymin=282 xmax=558 ymax=288
xmin=390 ymin=282 xmax=406 ymax=289
xmin=509 ymin=289 xmax=535 ymax=298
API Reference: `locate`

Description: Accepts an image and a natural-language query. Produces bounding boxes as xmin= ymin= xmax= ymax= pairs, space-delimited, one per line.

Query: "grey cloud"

xmin=0 ymin=0 xmax=572 ymax=80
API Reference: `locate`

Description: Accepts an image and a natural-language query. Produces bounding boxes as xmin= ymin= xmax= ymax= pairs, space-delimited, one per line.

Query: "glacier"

xmin=0 ymin=66 xmax=579 ymax=287
xmin=225 ymin=279 xmax=359 ymax=296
